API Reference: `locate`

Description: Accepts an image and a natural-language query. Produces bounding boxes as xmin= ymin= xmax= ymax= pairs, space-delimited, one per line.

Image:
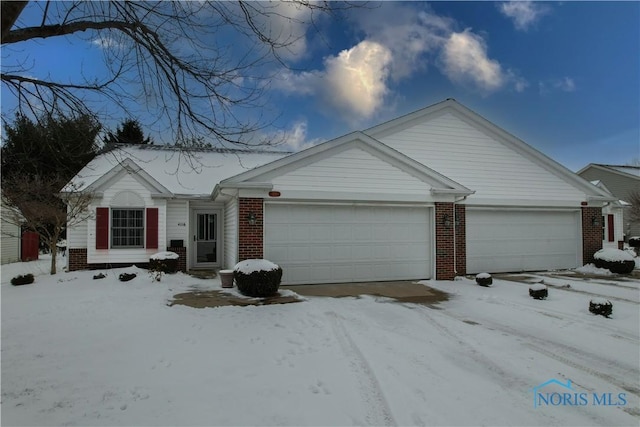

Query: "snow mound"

xmin=575 ymin=264 xmax=613 ymax=276
xmin=234 ymin=259 xmax=280 ymax=275
xmin=150 ymin=251 xmax=180 ymax=260
xmin=475 ymin=272 xmax=491 ymax=279
xmin=590 ymin=298 xmax=611 ymax=305
xmin=529 ymin=283 xmax=547 ymax=291
xmin=594 ymin=248 xmax=634 ymax=262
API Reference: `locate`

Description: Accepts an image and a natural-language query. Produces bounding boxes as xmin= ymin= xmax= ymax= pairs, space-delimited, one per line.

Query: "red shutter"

xmin=607 ymin=214 xmax=615 ymax=242
xmin=146 ymin=208 xmax=159 ymax=249
xmin=96 ymin=207 xmax=109 ymax=249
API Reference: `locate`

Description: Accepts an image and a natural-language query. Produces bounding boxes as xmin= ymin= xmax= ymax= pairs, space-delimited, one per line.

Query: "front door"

xmin=192 ymin=210 xmax=221 ymax=267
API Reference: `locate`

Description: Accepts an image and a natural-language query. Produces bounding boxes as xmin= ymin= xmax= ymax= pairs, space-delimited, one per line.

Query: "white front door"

xmin=191 ymin=210 xmax=221 ymax=268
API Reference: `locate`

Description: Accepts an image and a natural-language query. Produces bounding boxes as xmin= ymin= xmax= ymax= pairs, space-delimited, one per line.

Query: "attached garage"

xmin=466 ymin=208 xmax=582 ymax=274
xmin=265 ymin=203 xmax=433 ymax=284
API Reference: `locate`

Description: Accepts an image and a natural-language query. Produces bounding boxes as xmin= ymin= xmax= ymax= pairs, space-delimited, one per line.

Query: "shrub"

xmin=529 ymin=283 xmax=548 ymax=300
xmin=234 ymin=259 xmax=282 ymax=297
xmin=119 ymin=273 xmax=137 ymax=282
xmin=629 ymin=236 xmax=640 ymax=248
xmin=11 ymin=273 xmax=34 ymax=286
xmin=475 ymin=272 xmax=492 ymax=287
xmin=149 ymin=251 xmax=179 ymax=274
xmin=589 ymin=299 xmax=612 ymax=318
xmin=593 ymin=248 xmax=635 ymax=274
xmin=93 ymin=273 xmax=106 ymax=280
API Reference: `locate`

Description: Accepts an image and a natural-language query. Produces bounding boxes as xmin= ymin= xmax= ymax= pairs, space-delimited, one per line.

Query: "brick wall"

xmin=435 ymin=203 xmax=455 ymax=280
xmin=167 ymin=246 xmax=187 ymax=272
xmin=238 ymin=198 xmax=264 ymax=260
xmin=68 ymin=248 xmax=88 ymax=271
xmin=454 ymin=204 xmax=466 ymax=276
xmin=582 ymin=206 xmax=603 ymax=264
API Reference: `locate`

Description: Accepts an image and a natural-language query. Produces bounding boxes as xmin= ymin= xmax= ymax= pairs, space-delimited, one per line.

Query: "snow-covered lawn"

xmin=2 ymin=257 xmax=639 ymax=426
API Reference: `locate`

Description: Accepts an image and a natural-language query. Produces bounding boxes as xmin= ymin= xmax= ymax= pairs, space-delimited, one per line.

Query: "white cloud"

xmin=539 ymin=77 xmax=577 ymax=95
xmin=498 ymin=1 xmax=550 ymax=31
xmin=265 ymin=119 xmax=323 ymax=152
xmin=440 ymin=30 xmax=505 ymax=93
xmin=91 ymin=36 xmax=123 ymax=50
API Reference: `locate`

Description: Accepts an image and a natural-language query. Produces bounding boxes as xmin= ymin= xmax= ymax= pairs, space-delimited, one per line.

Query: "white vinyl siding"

xmin=375 ymin=113 xmax=586 ymax=203
xmin=224 ymin=197 xmax=238 ymax=269
xmin=166 ymin=199 xmax=189 ymax=246
xmin=466 ymin=209 xmax=581 ymax=274
xmin=1 ymin=203 xmax=20 ymax=264
xmin=86 ymin=173 xmax=166 ymax=264
xmin=265 ymin=203 xmax=432 ymax=285
xmin=269 ymin=147 xmax=432 ymax=199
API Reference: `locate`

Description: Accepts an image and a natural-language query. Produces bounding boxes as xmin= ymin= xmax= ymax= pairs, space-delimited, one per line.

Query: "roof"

xmin=64 ymin=145 xmax=290 ymax=196
xmin=577 ymin=163 xmax=640 ymax=180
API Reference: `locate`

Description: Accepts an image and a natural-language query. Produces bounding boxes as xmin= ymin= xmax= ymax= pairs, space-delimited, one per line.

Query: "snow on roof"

xmin=595 ymin=164 xmax=640 ymax=178
xmin=66 ymin=145 xmax=289 ymax=196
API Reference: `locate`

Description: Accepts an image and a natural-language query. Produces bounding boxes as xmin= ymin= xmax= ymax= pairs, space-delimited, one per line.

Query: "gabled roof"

xmin=365 ymin=98 xmax=614 ymax=201
xmin=63 ymin=145 xmax=289 ymax=196
xmin=219 ymin=131 xmax=474 ymax=196
xmin=577 ymin=163 xmax=640 ymax=181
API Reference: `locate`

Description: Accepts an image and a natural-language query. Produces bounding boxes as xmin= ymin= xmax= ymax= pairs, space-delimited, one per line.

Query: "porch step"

xmin=188 ymin=270 xmax=218 ymax=279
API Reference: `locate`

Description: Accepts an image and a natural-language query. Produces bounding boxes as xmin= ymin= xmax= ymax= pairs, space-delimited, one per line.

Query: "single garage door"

xmin=265 ymin=203 xmax=432 ymax=284
xmin=466 ymin=209 xmax=581 ymax=274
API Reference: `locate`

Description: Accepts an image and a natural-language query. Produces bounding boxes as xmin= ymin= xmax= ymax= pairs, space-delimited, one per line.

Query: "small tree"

xmin=2 ymin=176 xmax=93 ymax=274
xmin=104 ymin=119 xmax=152 ymax=145
xmin=628 ymin=189 xmax=640 ymax=230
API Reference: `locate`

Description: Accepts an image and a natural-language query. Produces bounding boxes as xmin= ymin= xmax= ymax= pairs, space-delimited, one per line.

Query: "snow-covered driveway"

xmin=1 ymin=261 xmax=638 ymax=426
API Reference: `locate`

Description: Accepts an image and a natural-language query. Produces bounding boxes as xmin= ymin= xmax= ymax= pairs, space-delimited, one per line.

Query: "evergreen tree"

xmin=103 ymin=119 xmax=153 ymax=145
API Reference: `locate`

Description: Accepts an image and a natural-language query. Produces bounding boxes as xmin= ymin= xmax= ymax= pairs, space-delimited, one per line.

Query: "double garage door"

xmin=466 ymin=209 xmax=581 ymax=274
xmin=265 ymin=204 xmax=432 ymax=285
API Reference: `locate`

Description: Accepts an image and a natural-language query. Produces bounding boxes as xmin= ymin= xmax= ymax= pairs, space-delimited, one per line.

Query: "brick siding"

xmin=68 ymin=248 xmax=88 ymax=271
xmin=167 ymin=246 xmax=187 ymax=272
xmin=238 ymin=198 xmax=264 ymax=260
xmin=454 ymin=204 xmax=467 ymax=276
xmin=435 ymin=203 xmax=456 ymax=280
xmin=582 ymin=206 xmax=603 ymax=264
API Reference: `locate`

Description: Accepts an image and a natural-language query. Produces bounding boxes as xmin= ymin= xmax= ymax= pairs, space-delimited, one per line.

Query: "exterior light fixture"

xmin=592 ymin=216 xmax=601 ymax=227
xmin=247 ymin=212 xmax=257 ymax=226
xmin=442 ymin=214 xmax=451 ymax=229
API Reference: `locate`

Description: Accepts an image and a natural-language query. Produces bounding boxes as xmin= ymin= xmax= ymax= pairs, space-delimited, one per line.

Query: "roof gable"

xmin=83 ymin=158 xmax=173 ymax=196
xmin=577 ymin=164 xmax=640 ymax=181
xmin=221 ymin=132 xmax=473 ymax=196
xmin=366 ymin=99 xmax=613 ymax=202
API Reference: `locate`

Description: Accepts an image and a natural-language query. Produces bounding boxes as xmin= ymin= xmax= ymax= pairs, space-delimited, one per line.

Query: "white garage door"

xmin=466 ymin=209 xmax=581 ymax=274
xmin=265 ymin=204 xmax=432 ymax=285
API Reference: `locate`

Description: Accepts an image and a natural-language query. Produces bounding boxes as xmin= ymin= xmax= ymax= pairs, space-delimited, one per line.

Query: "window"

xmin=111 ymin=209 xmax=144 ymax=248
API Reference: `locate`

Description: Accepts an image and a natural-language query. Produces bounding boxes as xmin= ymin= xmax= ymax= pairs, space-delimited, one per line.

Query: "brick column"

xmin=454 ymin=204 xmax=466 ymax=276
xmin=68 ymin=248 xmax=88 ymax=271
xmin=582 ymin=207 xmax=603 ymax=265
xmin=435 ymin=202 xmax=455 ymax=280
xmin=239 ymin=198 xmax=264 ymax=260
xmin=167 ymin=246 xmax=187 ymax=272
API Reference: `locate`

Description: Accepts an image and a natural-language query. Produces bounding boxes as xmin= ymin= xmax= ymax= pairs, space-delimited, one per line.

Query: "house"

xmin=64 ymin=99 xmax=614 ymax=284
xmin=577 ymin=164 xmax=640 ymax=240
xmin=1 ymin=197 xmax=21 ymax=264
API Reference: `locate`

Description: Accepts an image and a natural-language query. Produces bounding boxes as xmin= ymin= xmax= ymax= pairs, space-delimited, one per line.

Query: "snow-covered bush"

xmin=628 ymin=236 xmax=640 ymax=248
xmin=475 ymin=272 xmax=492 ymax=287
xmin=593 ymin=248 xmax=635 ymax=274
xmin=11 ymin=273 xmax=34 ymax=286
xmin=589 ymin=298 xmax=612 ymax=318
xmin=528 ymin=283 xmax=548 ymax=300
xmin=149 ymin=251 xmax=180 ymax=274
xmin=118 ymin=273 xmax=137 ymax=282
xmin=233 ymin=259 xmax=282 ymax=297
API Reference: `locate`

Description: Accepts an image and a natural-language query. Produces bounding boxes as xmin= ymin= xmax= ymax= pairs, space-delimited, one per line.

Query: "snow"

xmin=590 ymin=298 xmax=612 ymax=305
xmin=594 ymin=248 xmax=635 ymax=262
xmin=529 ymin=283 xmax=547 ymax=291
xmin=64 ymin=145 xmax=288 ymax=195
xmin=575 ymin=263 xmax=614 ymax=275
xmin=475 ymin=272 xmax=491 ymax=279
xmin=2 ymin=257 xmax=639 ymax=426
xmin=234 ymin=259 xmax=280 ymax=274
xmin=149 ymin=251 xmax=179 ymax=260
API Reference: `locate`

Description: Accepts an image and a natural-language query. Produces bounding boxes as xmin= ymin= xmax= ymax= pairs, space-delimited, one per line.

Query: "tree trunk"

xmin=49 ymin=241 xmax=57 ymax=275
xmin=1 ymin=1 xmax=28 ymax=44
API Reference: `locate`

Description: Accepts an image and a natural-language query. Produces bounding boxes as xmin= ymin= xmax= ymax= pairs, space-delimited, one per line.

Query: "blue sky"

xmin=2 ymin=1 xmax=639 ymax=172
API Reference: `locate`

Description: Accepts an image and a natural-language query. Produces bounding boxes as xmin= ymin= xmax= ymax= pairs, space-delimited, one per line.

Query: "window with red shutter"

xmin=96 ymin=207 xmax=109 ymax=249
xmin=146 ymin=208 xmax=159 ymax=249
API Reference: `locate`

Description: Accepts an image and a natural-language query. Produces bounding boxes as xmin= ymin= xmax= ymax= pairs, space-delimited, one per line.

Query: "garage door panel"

xmin=467 ymin=209 xmax=580 ymax=274
xmin=265 ymin=204 xmax=432 ymax=284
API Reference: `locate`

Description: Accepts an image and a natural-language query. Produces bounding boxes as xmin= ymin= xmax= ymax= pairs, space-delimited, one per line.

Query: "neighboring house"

xmin=64 ymin=99 xmax=614 ymax=284
xmin=577 ymin=164 xmax=640 ymax=240
xmin=1 ymin=197 xmax=21 ymax=265
xmin=590 ymin=180 xmax=626 ymax=249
